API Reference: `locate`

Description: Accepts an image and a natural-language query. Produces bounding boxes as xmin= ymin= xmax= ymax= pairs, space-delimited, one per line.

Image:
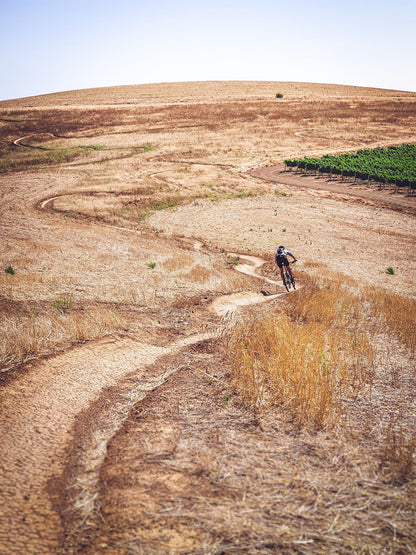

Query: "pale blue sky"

xmin=1 ymin=0 xmax=415 ymax=101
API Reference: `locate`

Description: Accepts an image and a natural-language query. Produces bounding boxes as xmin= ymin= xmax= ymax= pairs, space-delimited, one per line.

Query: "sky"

xmin=1 ymin=0 xmax=415 ymax=101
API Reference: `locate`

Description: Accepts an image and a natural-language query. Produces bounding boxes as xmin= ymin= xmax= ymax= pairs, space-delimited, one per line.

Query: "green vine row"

xmin=284 ymin=144 xmax=416 ymax=190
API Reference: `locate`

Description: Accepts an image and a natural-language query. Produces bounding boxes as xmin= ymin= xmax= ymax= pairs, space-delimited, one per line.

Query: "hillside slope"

xmin=1 ymin=81 xmax=415 ymax=554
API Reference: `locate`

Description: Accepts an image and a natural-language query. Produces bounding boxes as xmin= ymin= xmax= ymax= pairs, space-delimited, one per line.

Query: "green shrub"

xmin=5 ymin=265 xmax=15 ymax=275
xmin=141 ymin=144 xmax=154 ymax=152
xmin=276 ymin=93 xmax=284 ymax=99
xmin=52 ymin=294 xmax=73 ymax=314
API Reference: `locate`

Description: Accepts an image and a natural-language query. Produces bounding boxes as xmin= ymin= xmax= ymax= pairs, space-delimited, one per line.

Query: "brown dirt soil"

xmin=251 ymin=164 xmax=416 ymax=216
xmin=0 ymin=81 xmax=415 ymax=554
xmin=66 ymin=362 xmax=416 ymax=555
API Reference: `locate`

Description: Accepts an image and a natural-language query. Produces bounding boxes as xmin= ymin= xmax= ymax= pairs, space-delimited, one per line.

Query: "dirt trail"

xmin=211 ymin=254 xmax=284 ymax=316
xmin=0 ymin=336 xmax=169 ymax=553
xmin=251 ymin=164 xmax=416 ymax=216
xmin=0 ymin=246 xmax=281 ymax=554
xmin=13 ymin=133 xmax=59 ymax=148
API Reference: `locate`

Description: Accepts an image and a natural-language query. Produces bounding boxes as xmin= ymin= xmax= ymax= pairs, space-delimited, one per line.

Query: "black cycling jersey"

xmin=275 ymin=247 xmax=293 ymax=268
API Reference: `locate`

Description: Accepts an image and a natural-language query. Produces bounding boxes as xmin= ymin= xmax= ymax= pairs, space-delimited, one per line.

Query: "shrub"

xmin=5 ymin=265 xmax=15 ymax=275
xmin=276 ymin=93 xmax=284 ymax=99
xmin=141 ymin=143 xmax=154 ymax=152
xmin=386 ymin=267 xmax=395 ymax=275
xmin=52 ymin=294 xmax=73 ymax=314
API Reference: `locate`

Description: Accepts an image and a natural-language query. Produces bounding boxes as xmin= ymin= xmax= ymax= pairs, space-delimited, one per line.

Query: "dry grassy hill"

xmin=0 ymin=81 xmax=415 ymax=554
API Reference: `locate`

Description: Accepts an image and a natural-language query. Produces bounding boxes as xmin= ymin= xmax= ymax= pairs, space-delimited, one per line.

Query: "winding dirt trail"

xmin=211 ymin=254 xmax=285 ymax=316
xmin=0 ymin=241 xmax=283 ymax=553
xmin=13 ymin=132 xmax=63 ymax=148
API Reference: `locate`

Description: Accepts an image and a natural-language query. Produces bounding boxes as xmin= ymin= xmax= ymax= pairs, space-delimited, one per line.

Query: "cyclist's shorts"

xmin=275 ymin=255 xmax=289 ymax=269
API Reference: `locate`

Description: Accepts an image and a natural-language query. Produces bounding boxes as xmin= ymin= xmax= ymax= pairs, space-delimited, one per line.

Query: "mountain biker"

xmin=275 ymin=245 xmax=297 ymax=283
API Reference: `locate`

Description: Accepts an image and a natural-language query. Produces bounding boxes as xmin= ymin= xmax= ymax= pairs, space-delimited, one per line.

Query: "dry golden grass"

xmin=225 ymin=275 xmax=375 ymax=428
xmin=52 ymin=191 xmax=189 ymax=226
xmin=0 ymin=236 xmax=254 ymax=371
xmin=2 ymin=80 xmax=413 ymax=110
xmin=366 ymin=286 xmax=416 ymax=354
xmin=2 ymin=84 xmax=416 ymax=179
xmin=225 ymin=266 xmax=415 ymax=424
xmin=379 ymin=418 xmax=416 ymax=484
xmin=78 ymin=363 xmax=416 ymax=555
xmin=223 ymin=266 xmax=416 ymax=489
xmin=0 ymin=305 xmax=126 ymax=370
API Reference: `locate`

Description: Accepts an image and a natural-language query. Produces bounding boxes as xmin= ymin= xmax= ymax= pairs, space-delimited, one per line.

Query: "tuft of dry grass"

xmin=366 ymin=286 xmax=416 ymax=354
xmin=224 ymin=274 xmax=378 ymax=429
xmin=226 ymin=315 xmax=374 ymax=429
xmin=0 ymin=306 xmax=126 ymax=371
xmin=379 ymin=417 xmax=416 ymax=484
xmin=223 ymin=266 xmax=416 ymax=488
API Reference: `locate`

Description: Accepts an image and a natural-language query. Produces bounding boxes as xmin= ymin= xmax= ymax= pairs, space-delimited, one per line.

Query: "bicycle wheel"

xmin=283 ymin=269 xmax=291 ymax=291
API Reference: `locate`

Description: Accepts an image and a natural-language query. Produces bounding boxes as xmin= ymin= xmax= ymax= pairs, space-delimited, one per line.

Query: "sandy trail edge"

xmin=0 ymin=250 xmax=284 ymax=554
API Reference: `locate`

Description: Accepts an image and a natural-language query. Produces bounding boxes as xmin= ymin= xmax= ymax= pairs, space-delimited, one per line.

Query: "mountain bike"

xmin=282 ymin=262 xmax=296 ymax=292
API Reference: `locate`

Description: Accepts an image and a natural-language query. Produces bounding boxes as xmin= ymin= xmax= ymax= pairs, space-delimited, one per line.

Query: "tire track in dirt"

xmin=0 ymin=336 xmax=169 ymax=553
xmin=0 ymin=230 xmax=284 ymax=553
xmin=13 ymin=133 xmax=59 ymax=148
xmin=210 ymin=253 xmax=285 ymax=317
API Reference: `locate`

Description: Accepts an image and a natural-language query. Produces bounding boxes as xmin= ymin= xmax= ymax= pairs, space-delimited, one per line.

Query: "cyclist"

xmin=275 ymin=245 xmax=297 ymax=284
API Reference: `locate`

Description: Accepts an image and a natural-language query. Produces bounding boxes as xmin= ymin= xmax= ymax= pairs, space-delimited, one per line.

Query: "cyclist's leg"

xmin=276 ymin=259 xmax=284 ymax=282
xmin=283 ymin=258 xmax=292 ymax=277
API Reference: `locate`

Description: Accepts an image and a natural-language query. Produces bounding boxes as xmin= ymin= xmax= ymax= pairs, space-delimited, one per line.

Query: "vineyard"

xmin=284 ymin=144 xmax=416 ymax=191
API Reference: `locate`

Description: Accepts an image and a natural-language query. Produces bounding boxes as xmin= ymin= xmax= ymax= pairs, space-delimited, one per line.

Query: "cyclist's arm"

xmin=288 ymin=253 xmax=297 ymax=263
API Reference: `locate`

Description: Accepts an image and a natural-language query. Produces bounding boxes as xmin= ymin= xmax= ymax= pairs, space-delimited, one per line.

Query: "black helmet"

xmin=278 ymin=245 xmax=285 ymax=250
